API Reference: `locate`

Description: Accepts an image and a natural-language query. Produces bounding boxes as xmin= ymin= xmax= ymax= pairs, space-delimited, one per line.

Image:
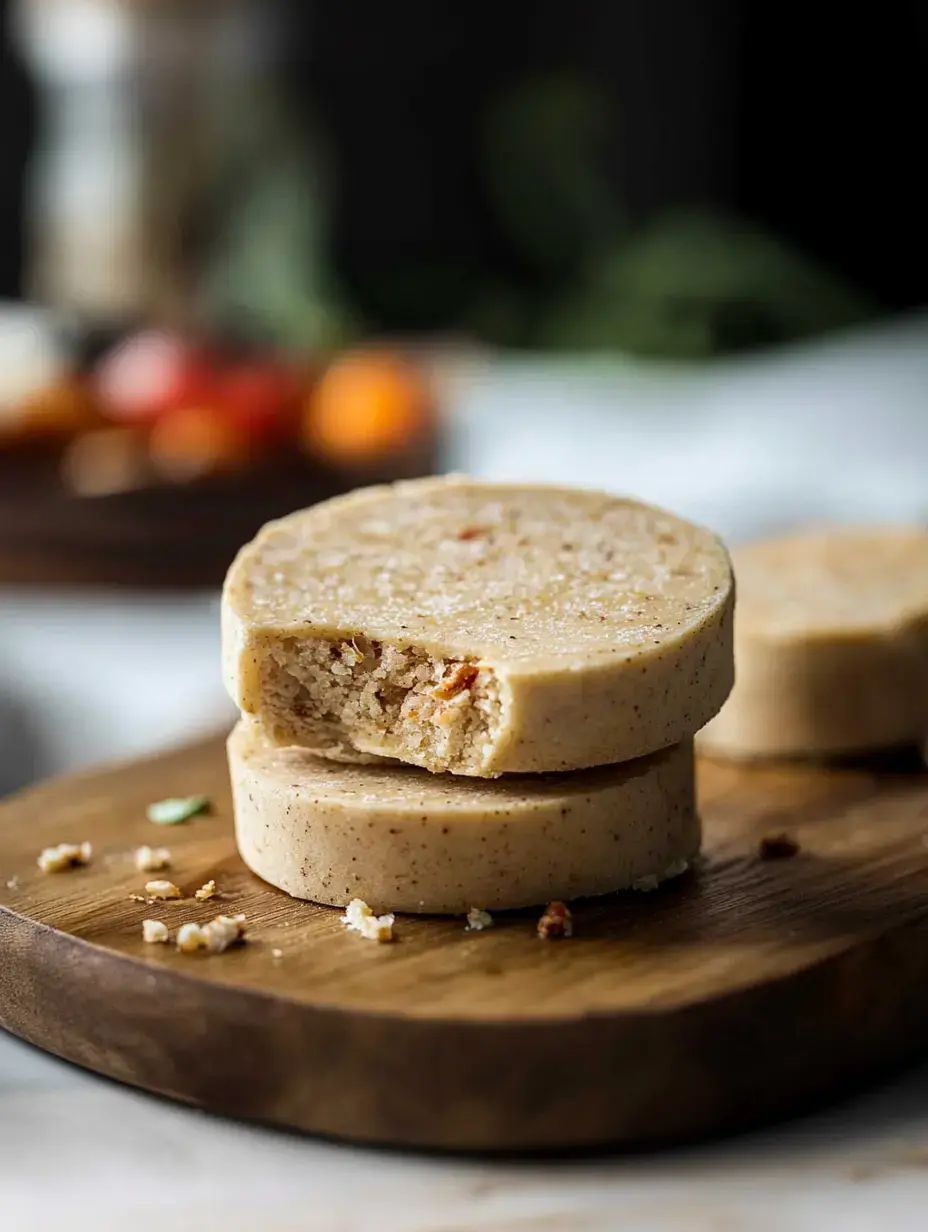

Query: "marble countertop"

xmin=4 ymin=318 xmax=928 ymax=1229
xmin=5 ymin=1031 xmax=928 ymax=1231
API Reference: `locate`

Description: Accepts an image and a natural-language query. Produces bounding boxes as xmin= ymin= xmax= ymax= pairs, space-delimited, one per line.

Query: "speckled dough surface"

xmin=699 ymin=527 xmax=928 ymax=759
xmin=228 ymin=721 xmax=699 ymax=914
xmin=222 ymin=476 xmax=734 ymax=776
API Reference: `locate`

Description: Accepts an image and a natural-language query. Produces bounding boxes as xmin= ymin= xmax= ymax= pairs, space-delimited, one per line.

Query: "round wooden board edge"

xmin=4 ymin=894 xmax=928 ymax=1153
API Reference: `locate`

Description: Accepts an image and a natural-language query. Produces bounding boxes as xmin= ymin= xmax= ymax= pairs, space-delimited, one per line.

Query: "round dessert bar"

xmin=229 ymin=720 xmax=699 ymax=914
xmin=223 ymin=476 xmax=733 ymax=776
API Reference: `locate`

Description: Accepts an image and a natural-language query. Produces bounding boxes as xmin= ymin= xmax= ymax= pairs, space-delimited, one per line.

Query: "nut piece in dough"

xmin=699 ymin=527 xmax=928 ymax=760
xmin=222 ymin=476 xmax=733 ymax=776
xmin=228 ymin=719 xmax=700 ymax=915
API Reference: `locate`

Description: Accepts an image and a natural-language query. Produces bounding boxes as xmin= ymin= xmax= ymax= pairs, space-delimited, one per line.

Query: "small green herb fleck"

xmin=146 ymin=796 xmax=210 ymax=825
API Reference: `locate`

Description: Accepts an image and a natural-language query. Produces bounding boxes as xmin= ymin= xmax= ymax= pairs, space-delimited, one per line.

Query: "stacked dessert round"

xmin=222 ymin=476 xmax=735 ymax=912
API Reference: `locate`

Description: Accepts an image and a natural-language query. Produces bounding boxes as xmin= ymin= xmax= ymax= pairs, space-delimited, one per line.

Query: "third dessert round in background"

xmin=699 ymin=526 xmax=928 ymax=760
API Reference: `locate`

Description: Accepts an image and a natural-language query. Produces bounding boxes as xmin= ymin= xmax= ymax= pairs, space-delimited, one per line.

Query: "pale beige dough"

xmin=222 ymin=476 xmax=733 ymax=776
xmin=699 ymin=526 xmax=928 ymax=760
xmin=229 ymin=720 xmax=700 ymax=914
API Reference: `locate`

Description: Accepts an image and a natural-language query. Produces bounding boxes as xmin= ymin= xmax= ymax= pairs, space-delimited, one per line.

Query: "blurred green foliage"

xmin=541 ymin=212 xmax=878 ymax=358
xmin=480 ymin=74 xmax=622 ymax=279
xmin=200 ymin=87 xmax=357 ymax=352
xmin=201 ymin=71 xmax=878 ymax=359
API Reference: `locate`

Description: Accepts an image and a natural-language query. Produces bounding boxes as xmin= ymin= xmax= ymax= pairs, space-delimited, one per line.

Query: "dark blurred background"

xmin=2 ymin=0 xmax=927 ymax=355
xmin=2 ymin=0 xmax=928 ymax=787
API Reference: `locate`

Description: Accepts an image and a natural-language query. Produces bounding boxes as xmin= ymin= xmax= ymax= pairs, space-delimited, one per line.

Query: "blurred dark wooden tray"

xmin=0 ymin=442 xmax=439 ymax=589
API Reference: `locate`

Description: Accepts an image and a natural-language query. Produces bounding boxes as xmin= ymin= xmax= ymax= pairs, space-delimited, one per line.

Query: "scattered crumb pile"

xmin=142 ymin=919 xmax=170 ymax=945
xmin=37 ymin=842 xmax=92 ymax=873
xmin=466 ymin=907 xmax=494 ymax=931
xmin=145 ymin=879 xmax=182 ymax=900
xmin=175 ymin=915 xmax=247 ymax=955
xmin=341 ymin=898 xmax=395 ymax=943
xmin=134 ymin=845 xmax=171 ymax=872
xmin=537 ymin=901 xmax=572 ymax=940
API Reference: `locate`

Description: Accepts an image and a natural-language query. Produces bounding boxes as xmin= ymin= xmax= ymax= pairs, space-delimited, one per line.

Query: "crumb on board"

xmin=662 ymin=858 xmax=690 ymax=880
xmin=176 ymin=914 xmax=246 ymax=955
xmin=631 ymin=873 xmax=660 ymax=892
xmin=537 ymin=901 xmax=572 ymax=940
xmin=134 ymin=845 xmax=171 ymax=873
xmin=271 ymin=948 xmax=283 ymax=960
xmin=144 ymin=879 xmax=182 ymax=899
xmin=466 ymin=907 xmax=494 ymax=931
xmin=5 ymin=876 xmax=19 ymax=890
xmin=37 ymin=841 xmax=92 ymax=873
xmin=759 ymin=833 xmax=801 ymax=860
xmin=176 ymin=922 xmax=206 ymax=953
xmin=194 ymin=879 xmax=218 ymax=901
xmin=142 ymin=919 xmax=170 ymax=945
xmin=631 ymin=858 xmax=690 ymax=893
xmin=341 ymin=898 xmax=395 ymax=943
xmin=202 ymin=914 xmax=246 ymax=953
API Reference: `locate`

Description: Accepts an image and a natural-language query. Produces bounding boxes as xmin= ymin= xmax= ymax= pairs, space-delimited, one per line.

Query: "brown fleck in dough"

xmin=228 ymin=720 xmax=700 ymax=914
xmin=222 ymin=476 xmax=734 ymax=776
xmin=699 ymin=527 xmax=928 ymax=761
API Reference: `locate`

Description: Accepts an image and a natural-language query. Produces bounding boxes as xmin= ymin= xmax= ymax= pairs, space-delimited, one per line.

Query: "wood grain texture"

xmin=3 ymin=736 xmax=928 ymax=1151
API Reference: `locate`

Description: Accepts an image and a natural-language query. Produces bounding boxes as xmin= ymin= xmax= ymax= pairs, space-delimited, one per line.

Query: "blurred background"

xmin=2 ymin=0 xmax=928 ymax=790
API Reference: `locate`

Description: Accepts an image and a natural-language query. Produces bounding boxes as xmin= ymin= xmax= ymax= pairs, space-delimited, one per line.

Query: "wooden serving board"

xmin=3 ymin=737 xmax=928 ymax=1153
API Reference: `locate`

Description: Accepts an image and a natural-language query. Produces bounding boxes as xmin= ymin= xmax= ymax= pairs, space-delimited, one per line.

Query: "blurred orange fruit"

xmin=149 ymin=405 xmax=254 ymax=484
xmin=61 ymin=426 xmax=151 ymax=497
xmin=7 ymin=375 xmax=101 ymax=443
xmin=303 ymin=350 xmax=432 ymax=466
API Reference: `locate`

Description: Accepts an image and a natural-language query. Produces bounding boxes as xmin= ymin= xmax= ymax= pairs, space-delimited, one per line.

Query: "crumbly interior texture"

xmin=699 ymin=527 xmax=928 ymax=759
xmin=228 ymin=720 xmax=700 ymax=914
xmin=223 ymin=477 xmax=734 ymax=776
xmin=259 ymin=636 xmax=503 ymax=775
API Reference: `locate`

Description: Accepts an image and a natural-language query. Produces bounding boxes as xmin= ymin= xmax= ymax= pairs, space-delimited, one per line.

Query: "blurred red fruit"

xmin=94 ymin=331 xmax=217 ymax=425
xmin=219 ymin=362 xmax=301 ymax=441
